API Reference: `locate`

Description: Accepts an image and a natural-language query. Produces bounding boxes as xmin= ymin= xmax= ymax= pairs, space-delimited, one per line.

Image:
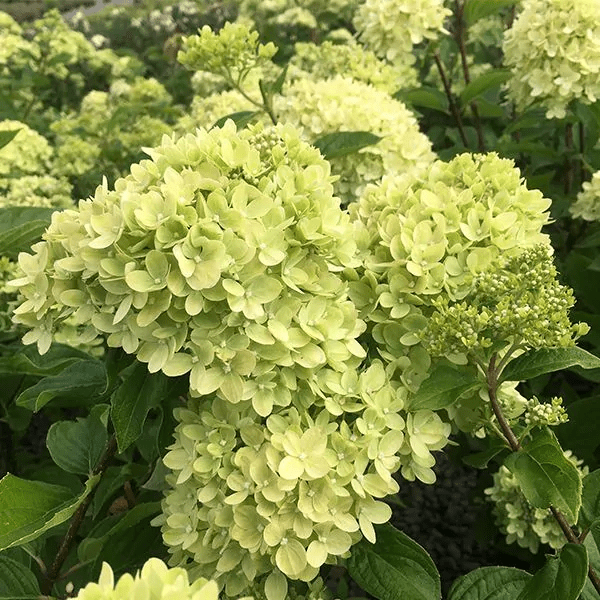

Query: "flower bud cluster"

xmin=275 ymin=76 xmax=435 ymax=202
xmin=0 ymin=175 xmax=73 ymax=209
xmin=157 ymin=359 xmax=450 ymax=596
xmin=74 ymin=558 xmax=220 ymax=600
xmin=423 ymin=245 xmax=588 ymax=359
xmin=503 ymin=0 xmax=600 ymax=119
xmin=349 ymin=153 xmax=552 ymax=390
xmin=178 ymin=22 xmax=277 ymax=85
xmin=571 ymin=171 xmax=600 ymax=221
xmin=485 ymin=451 xmax=587 ymax=553
xmin=523 ymin=396 xmax=568 ymax=427
xmin=289 ymin=40 xmax=418 ymax=93
xmin=353 ymin=0 xmax=451 ymax=68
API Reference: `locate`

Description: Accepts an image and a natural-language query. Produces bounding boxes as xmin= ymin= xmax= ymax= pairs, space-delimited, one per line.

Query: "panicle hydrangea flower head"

xmin=571 ymin=171 xmax=600 ymax=221
xmin=353 ymin=0 xmax=451 ymax=68
xmin=275 ymin=75 xmax=435 ymax=202
xmin=0 ymin=121 xmax=53 ymax=177
xmin=157 ymin=358 xmax=450 ymax=597
xmin=0 ymin=175 xmax=72 ymax=209
xmin=178 ymin=22 xmax=277 ymax=85
xmin=288 ymin=40 xmax=418 ymax=93
xmin=349 ymin=153 xmax=552 ymax=391
xmin=0 ymin=11 xmax=21 ymax=34
xmin=503 ymin=0 xmax=600 ymax=119
xmin=485 ymin=451 xmax=588 ymax=553
xmin=422 ymin=245 xmax=589 ymax=360
xmin=74 ymin=558 xmax=220 ymax=599
xmin=11 ymin=120 xmax=363 ymax=406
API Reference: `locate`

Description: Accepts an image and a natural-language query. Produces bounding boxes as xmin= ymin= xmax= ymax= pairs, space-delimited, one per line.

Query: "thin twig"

xmin=433 ymin=51 xmax=469 ymax=148
xmin=454 ymin=0 xmax=485 ymax=152
xmin=41 ymin=435 xmax=118 ymax=595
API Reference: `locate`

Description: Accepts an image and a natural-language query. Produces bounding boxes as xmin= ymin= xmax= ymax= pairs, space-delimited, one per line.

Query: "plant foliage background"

xmin=3 ymin=0 xmax=600 ymax=599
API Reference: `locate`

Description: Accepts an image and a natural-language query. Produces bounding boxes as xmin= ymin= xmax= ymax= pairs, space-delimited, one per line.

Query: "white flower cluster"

xmin=571 ymin=171 xmax=600 ymax=221
xmin=503 ymin=0 xmax=600 ymax=119
xmin=0 ymin=121 xmax=53 ymax=177
xmin=289 ymin=40 xmax=418 ymax=93
xmin=353 ymin=0 xmax=451 ymax=67
xmin=275 ymin=76 xmax=435 ymax=201
xmin=485 ymin=451 xmax=588 ymax=553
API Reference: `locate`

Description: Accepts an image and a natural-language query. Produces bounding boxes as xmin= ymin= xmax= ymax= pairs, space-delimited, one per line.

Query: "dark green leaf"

xmin=464 ymin=0 xmax=518 ymax=24
xmin=504 ymin=428 xmax=582 ymax=523
xmin=581 ymin=471 xmax=600 ymax=529
xmin=78 ymin=501 xmax=161 ymax=562
xmin=0 ymin=128 xmax=20 ymax=151
xmin=312 ymin=131 xmax=382 ymax=160
xmin=46 ymin=413 xmax=108 ymax=476
xmin=0 ymin=474 xmax=99 ymax=550
xmin=395 ymin=87 xmax=449 ymax=113
xmin=260 ymin=64 xmax=289 ymax=96
xmin=110 ymin=361 xmax=173 ymax=452
xmin=211 ymin=111 xmax=260 ymax=130
xmin=448 ymin=566 xmax=531 ymax=600
xmin=16 ymin=359 xmax=108 ymax=412
xmin=460 ymin=69 xmax=511 ymax=107
xmin=0 ymin=555 xmax=40 ymax=598
xmin=462 ymin=439 xmax=509 ymax=469
xmin=0 ymin=343 xmax=93 ymax=377
xmin=347 ymin=523 xmax=440 ymax=600
xmin=555 ymin=396 xmax=600 ymax=464
xmin=501 ymin=347 xmax=600 ymax=382
xmin=516 ymin=544 xmax=588 ymax=600
xmin=407 ymin=363 xmax=479 ymax=411
xmin=0 ymin=206 xmax=55 ymax=258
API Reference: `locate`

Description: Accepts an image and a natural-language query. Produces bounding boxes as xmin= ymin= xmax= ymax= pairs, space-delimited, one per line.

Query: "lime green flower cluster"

xmin=74 ymin=558 xmax=220 ymax=600
xmin=503 ymin=0 xmax=600 ymax=119
xmin=349 ymin=153 xmax=552 ymax=391
xmin=288 ymin=40 xmax=418 ymax=93
xmin=158 ymin=363 xmax=449 ymax=596
xmin=353 ymin=0 xmax=451 ymax=68
xmin=0 ymin=175 xmax=72 ymax=209
xmin=485 ymin=451 xmax=588 ymax=553
xmin=178 ymin=22 xmax=277 ymax=88
xmin=0 ymin=121 xmax=53 ymax=177
xmin=51 ymin=77 xmax=176 ymax=198
xmin=275 ymin=76 xmax=435 ymax=201
xmin=0 ymin=257 xmax=20 ymax=331
xmin=571 ymin=171 xmax=600 ymax=221
xmin=422 ymin=245 xmax=589 ymax=360
xmin=11 ymin=121 xmax=362 ymax=402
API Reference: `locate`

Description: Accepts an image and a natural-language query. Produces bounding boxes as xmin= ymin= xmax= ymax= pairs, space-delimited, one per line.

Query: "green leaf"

xmin=504 ymin=428 xmax=582 ymax=523
xmin=580 ymin=530 xmax=600 ymax=599
xmin=0 ymin=206 xmax=55 ymax=259
xmin=312 ymin=131 xmax=382 ymax=160
xmin=211 ymin=111 xmax=260 ymax=130
xmin=0 ymin=474 xmax=99 ymax=551
xmin=460 ymin=69 xmax=512 ymax=107
xmin=16 ymin=359 xmax=108 ymax=412
xmin=78 ymin=501 xmax=161 ymax=562
xmin=448 ymin=566 xmax=532 ymax=600
xmin=0 ymin=344 xmax=93 ymax=377
xmin=110 ymin=361 xmax=174 ymax=452
xmin=347 ymin=523 xmax=440 ymax=600
xmin=555 ymin=395 xmax=600 ymax=465
xmin=260 ymin=63 xmax=289 ymax=96
xmin=46 ymin=413 xmax=108 ymax=476
xmin=501 ymin=347 xmax=600 ymax=382
xmin=0 ymin=555 xmax=40 ymax=598
xmin=464 ymin=0 xmax=518 ymax=24
xmin=516 ymin=544 xmax=588 ymax=600
xmin=394 ymin=87 xmax=449 ymax=113
xmin=0 ymin=128 xmax=20 ymax=151
xmin=581 ymin=471 xmax=600 ymax=530
xmin=407 ymin=363 xmax=479 ymax=411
